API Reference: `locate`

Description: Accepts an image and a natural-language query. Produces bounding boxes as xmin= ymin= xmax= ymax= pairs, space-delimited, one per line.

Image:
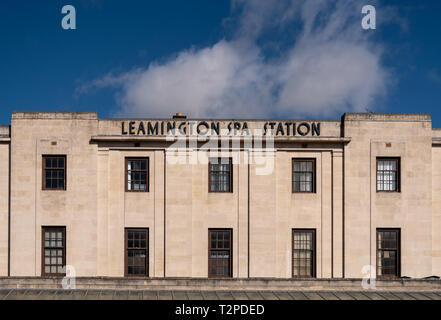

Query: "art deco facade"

xmin=0 ymin=111 xmax=440 ymax=279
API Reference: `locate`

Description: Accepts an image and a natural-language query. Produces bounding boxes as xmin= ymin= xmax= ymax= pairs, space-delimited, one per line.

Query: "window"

xmin=208 ymin=229 xmax=232 ymax=278
xmin=42 ymin=155 xmax=66 ymax=190
xmin=209 ymin=158 xmax=232 ymax=192
xmin=125 ymin=158 xmax=149 ymax=192
xmin=42 ymin=226 xmax=66 ymax=276
xmin=125 ymin=228 xmax=148 ymax=277
xmin=292 ymin=229 xmax=316 ymax=278
xmin=377 ymin=158 xmax=400 ymax=192
xmin=377 ymin=229 xmax=400 ymax=278
xmin=293 ymin=159 xmax=316 ymax=193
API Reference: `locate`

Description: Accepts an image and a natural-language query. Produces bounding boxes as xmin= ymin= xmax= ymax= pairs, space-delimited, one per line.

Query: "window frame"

xmin=208 ymin=158 xmax=233 ymax=193
xmin=376 ymin=157 xmax=401 ymax=193
xmin=376 ymin=228 xmax=401 ymax=279
xmin=125 ymin=157 xmax=149 ymax=192
xmin=124 ymin=228 xmax=149 ymax=277
xmin=292 ymin=229 xmax=316 ymax=278
xmin=42 ymin=155 xmax=67 ymax=191
xmin=41 ymin=226 xmax=66 ymax=277
xmin=292 ymin=158 xmax=316 ymax=194
xmin=208 ymin=228 xmax=233 ymax=278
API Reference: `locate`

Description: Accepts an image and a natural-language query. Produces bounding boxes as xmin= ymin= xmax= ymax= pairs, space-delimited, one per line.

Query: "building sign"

xmin=121 ymin=121 xmax=321 ymax=137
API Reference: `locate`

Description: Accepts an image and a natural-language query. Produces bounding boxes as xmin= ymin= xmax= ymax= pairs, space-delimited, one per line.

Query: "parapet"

xmin=0 ymin=125 xmax=10 ymax=137
xmin=12 ymin=111 xmax=98 ymax=120
xmin=342 ymin=113 xmax=431 ymax=122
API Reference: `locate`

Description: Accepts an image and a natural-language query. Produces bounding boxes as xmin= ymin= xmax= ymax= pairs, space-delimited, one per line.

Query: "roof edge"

xmin=12 ymin=111 xmax=98 ymax=120
xmin=343 ymin=112 xmax=431 ymax=122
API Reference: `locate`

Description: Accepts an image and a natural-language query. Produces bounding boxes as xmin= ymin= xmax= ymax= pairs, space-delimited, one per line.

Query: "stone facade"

xmin=0 ymin=111 xmax=439 ymax=279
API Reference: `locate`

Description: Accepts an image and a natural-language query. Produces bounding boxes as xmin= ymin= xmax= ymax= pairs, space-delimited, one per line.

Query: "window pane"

xmin=293 ymin=230 xmax=315 ymax=277
xmin=209 ymin=230 xmax=232 ymax=277
xmin=293 ymin=160 xmax=315 ymax=193
xmin=43 ymin=156 xmax=66 ymax=190
xmin=42 ymin=227 xmax=65 ymax=276
xmin=390 ymin=161 xmax=396 ymax=170
xmin=126 ymin=159 xmax=148 ymax=191
xmin=209 ymin=159 xmax=232 ymax=192
xmin=377 ymin=230 xmax=399 ymax=277
xmin=377 ymin=159 xmax=399 ymax=192
xmin=126 ymin=229 xmax=148 ymax=276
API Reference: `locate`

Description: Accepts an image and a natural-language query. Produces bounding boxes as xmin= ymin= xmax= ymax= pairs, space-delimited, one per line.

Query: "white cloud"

xmin=78 ymin=0 xmax=391 ymax=118
xmin=118 ymin=41 xmax=272 ymax=118
xmin=276 ymin=41 xmax=386 ymax=116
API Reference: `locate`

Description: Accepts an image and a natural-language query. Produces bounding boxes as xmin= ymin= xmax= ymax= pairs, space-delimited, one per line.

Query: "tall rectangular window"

xmin=125 ymin=228 xmax=148 ymax=277
xmin=42 ymin=226 xmax=66 ymax=276
xmin=125 ymin=158 xmax=149 ymax=192
xmin=208 ymin=229 xmax=232 ymax=278
xmin=293 ymin=159 xmax=316 ymax=193
xmin=377 ymin=229 xmax=400 ymax=278
xmin=292 ymin=229 xmax=316 ymax=278
xmin=209 ymin=158 xmax=232 ymax=192
xmin=42 ymin=155 xmax=66 ymax=190
xmin=377 ymin=158 xmax=400 ymax=192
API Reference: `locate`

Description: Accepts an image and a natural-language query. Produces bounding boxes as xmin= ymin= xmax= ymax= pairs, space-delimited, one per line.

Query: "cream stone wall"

xmin=0 ymin=125 xmax=9 ymax=276
xmin=97 ymin=148 xmax=164 ymax=277
xmin=432 ymin=146 xmax=441 ymax=275
xmin=1 ymin=111 xmax=440 ymax=279
xmin=246 ymin=146 xmax=343 ymax=278
xmin=163 ymin=150 xmax=243 ymax=277
xmin=10 ymin=112 xmax=98 ymax=276
xmin=344 ymin=114 xmax=433 ymax=278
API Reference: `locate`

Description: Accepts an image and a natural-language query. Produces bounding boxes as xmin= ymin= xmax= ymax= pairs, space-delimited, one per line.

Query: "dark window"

xmin=125 ymin=228 xmax=148 ymax=277
xmin=292 ymin=229 xmax=316 ymax=278
xmin=209 ymin=158 xmax=232 ymax=192
xmin=377 ymin=158 xmax=400 ymax=192
xmin=42 ymin=155 xmax=66 ymax=190
xmin=42 ymin=226 xmax=66 ymax=276
xmin=125 ymin=158 xmax=149 ymax=192
xmin=208 ymin=229 xmax=232 ymax=278
xmin=293 ymin=159 xmax=316 ymax=193
xmin=377 ymin=229 xmax=400 ymax=278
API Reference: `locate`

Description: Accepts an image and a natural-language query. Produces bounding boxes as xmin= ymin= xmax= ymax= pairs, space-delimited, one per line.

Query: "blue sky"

xmin=1 ymin=1 xmax=441 ymax=126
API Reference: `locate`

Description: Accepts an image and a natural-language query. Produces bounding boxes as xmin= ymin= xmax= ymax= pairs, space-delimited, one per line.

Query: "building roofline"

xmin=0 ymin=125 xmax=10 ymax=138
xmin=12 ymin=111 xmax=98 ymax=120
xmin=12 ymin=110 xmax=97 ymax=114
xmin=99 ymin=117 xmax=341 ymax=122
xmin=343 ymin=112 xmax=431 ymax=122
xmin=6 ymin=111 xmax=434 ymax=122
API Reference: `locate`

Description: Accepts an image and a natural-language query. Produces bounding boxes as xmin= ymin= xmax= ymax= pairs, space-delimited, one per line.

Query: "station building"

xmin=0 ymin=111 xmax=440 ymax=279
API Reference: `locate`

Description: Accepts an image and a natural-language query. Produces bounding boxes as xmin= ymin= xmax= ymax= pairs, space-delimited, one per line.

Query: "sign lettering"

xmin=121 ymin=121 xmax=320 ymax=137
